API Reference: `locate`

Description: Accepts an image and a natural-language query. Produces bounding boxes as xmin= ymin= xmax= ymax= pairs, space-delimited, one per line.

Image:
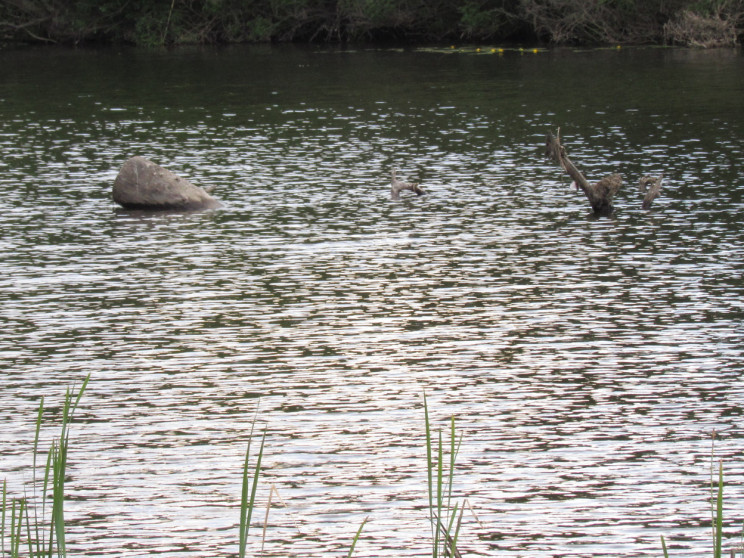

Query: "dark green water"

xmin=1 ymin=44 xmax=743 ymax=557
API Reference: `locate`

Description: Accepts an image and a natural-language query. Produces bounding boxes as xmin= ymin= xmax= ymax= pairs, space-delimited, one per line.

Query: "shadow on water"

xmin=0 ymin=44 xmax=743 ymax=557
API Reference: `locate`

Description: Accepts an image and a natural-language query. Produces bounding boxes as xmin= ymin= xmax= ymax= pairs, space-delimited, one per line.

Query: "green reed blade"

xmin=445 ymin=416 xmax=458 ymax=524
xmin=661 ymin=534 xmax=669 ymax=558
xmin=2 ymin=378 xmax=87 ymax=558
xmin=2 ymin=479 xmax=6 ymax=557
xmin=248 ymin=430 xmax=266 ymax=532
xmin=447 ymin=501 xmax=459 ymax=535
xmin=13 ymin=498 xmax=25 ymax=558
xmin=436 ymin=429 xmax=443 ymax=557
xmin=238 ymin=438 xmax=253 ymax=556
xmin=423 ymin=394 xmax=464 ymax=558
xmin=32 ymin=396 xmax=44 ymax=555
xmin=53 ymin=437 xmax=69 ymax=557
xmin=714 ymin=461 xmax=723 ymax=558
xmin=453 ymin=502 xmax=465 ymax=555
xmin=22 ymin=494 xmax=31 ymax=558
xmin=10 ymin=498 xmax=17 ymax=558
xmin=42 ymin=446 xmax=53 ymax=539
xmin=446 ymin=501 xmax=459 ymax=557
xmin=71 ymin=374 xmax=91 ymax=415
xmin=347 ymin=515 xmax=368 ymax=557
xmin=424 ymin=394 xmax=435 ymax=544
xmin=47 ymin=441 xmax=58 ymax=556
xmin=9 ymin=498 xmax=15 ymax=557
xmin=239 ymin=427 xmax=265 ymax=558
xmin=33 ymin=397 xmax=44 ymax=485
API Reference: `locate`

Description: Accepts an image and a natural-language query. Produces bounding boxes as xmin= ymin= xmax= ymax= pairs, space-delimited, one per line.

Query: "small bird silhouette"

xmin=639 ymin=175 xmax=663 ymax=209
xmin=391 ymin=167 xmax=425 ymax=200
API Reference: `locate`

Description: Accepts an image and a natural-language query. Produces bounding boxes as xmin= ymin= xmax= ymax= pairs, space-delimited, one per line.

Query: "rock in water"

xmin=113 ymin=156 xmax=222 ymax=211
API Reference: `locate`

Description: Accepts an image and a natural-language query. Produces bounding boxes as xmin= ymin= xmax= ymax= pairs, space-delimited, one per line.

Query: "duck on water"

xmin=391 ymin=167 xmax=426 ymax=200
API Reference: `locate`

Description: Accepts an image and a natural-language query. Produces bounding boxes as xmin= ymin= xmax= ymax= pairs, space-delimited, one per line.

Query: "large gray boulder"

xmin=113 ymin=156 xmax=222 ymax=211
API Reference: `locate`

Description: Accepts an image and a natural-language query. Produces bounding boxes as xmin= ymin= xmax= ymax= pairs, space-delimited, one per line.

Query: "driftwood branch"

xmin=639 ymin=175 xmax=663 ymax=209
xmin=545 ymin=128 xmax=622 ymax=216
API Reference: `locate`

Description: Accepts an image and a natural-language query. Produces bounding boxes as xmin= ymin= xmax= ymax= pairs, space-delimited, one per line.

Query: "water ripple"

xmin=1 ymin=45 xmax=744 ymax=557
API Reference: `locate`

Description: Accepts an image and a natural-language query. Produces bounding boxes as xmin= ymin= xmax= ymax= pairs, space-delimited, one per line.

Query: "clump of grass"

xmin=1 ymin=374 xmax=90 ymax=558
xmin=346 ymin=396 xmax=466 ymax=558
xmin=424 ymin=393 xmax=464 ymax=558
xmin=662 ymin=431 xmax=731 ymax=558
xmin=4 ymin=385 xmax=473 ymax=557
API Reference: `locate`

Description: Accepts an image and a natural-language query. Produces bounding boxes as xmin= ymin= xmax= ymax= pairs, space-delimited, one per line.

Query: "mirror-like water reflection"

xmin=1 ymin=44 xmax=743 ymax=557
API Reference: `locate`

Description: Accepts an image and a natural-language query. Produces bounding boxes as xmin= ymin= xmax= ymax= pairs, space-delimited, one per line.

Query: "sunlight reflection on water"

xmin=1 ymin=44 xmax=744 ymax=557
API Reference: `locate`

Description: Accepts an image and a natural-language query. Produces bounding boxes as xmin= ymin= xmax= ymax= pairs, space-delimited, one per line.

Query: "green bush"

xmin=0 ymin=0 xmax=741 ymax=47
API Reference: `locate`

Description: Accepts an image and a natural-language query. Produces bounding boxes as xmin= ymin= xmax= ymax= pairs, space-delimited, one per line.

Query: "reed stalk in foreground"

xmin=424 ymin=393 xmax=464 ymax=558
xmin=661 ymin=458 xmax=725 ymax=558
xmin=238 ymin=415 xmax=266 ymax=558
xmin=347 ymin=516 xmax=368 ymax=558
xmin=1 ymin=374 xmax=90 ymax=558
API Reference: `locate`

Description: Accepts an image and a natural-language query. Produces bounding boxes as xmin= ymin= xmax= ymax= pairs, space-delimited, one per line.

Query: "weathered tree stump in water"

xmin=113 ymin=156 xmax=222 ymax=211
xmin=544 ymin=129 xmax=622 ymax=216
xmin=639 ymin=175 xmax=664 ymax=209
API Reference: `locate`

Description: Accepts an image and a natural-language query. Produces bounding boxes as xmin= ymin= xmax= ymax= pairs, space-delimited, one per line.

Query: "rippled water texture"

xmin=1 ymin=44 xmax=744 ymax=556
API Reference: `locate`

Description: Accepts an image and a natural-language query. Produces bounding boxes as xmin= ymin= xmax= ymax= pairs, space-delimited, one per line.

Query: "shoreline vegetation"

xmin=1 ymin=382 xmax=470 ymax=557
xmin=2 ymin=383 xmax=740 ymax=557
xmin=0 ymin=0 xmax=742 ymax=48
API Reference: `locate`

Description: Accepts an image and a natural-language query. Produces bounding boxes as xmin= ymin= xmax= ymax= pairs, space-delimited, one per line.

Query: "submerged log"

xmin=639 ymin=175 xmax=663 ymax=209
xmin=113 ymin=156 xmax=222 ymax=211
xmin=544 ymin=129 xmax=622 ymax=216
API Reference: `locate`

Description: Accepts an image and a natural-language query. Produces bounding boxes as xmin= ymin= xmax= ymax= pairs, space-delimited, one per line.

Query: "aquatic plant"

xmin=346 ymin=516 xmax=368 ymax=558
xmin=661 ymin=432 xmax=733 ymax=558
xmin=238 ymin=414 xmax=265 ymax=558
xmin=661 ymin=461 xmax=723 ymax=557
xmin=424 ymin=393 xmax=464 ymax=558
xmin=0 ymin=374 xmax=89 ymax=558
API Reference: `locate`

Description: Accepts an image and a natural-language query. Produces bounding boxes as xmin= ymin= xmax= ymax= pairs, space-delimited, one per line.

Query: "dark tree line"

xmin=1 ymin=0 xmax=741 ymax=46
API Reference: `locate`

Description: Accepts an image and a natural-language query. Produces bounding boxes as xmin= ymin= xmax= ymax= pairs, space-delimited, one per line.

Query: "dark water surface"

xmin=1 ymin=44 xmax=744 ymax=557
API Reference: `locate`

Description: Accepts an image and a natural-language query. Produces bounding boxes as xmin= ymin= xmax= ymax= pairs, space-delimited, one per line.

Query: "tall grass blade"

xmin=32 ymin=396 xmax=44 ymax=556
xmin=424 ymin=393 xmax=435 ymax=546
xmin=452 ymin=503 xmax=465 ymax=557
xmin=661 ymin=534 xmax=669 ymax=558
xmin=2 ymin=479 xmax=6 ymax=557
xmin=23 ymin=491 xmax=34 ymax=558
xmin=239 ymin=428 xmax=266 ymax=558
xmin=1 ymin=377 xmax=88 ymax=558
xmin=12 ymin=499 xmax=25 ymax=558
xmin=715 ymin=461 xmax=723 ymax=558
xmin=346 ymin=515 xmax=368 ymax=558
xmin=42 ymin=447 xmax=53 ymax=554
xmin=424 ymin=394 xmax=464 ymax=558
xmin=238 ymin=435 xmax=254 ymax=558
xmin=710 ymin=431 xmax=717 ymax=545
xmin=446 ymin=416 xmax=456 ymax=516
xmin=53 ymin=438 xmax=68 ymax=556
xmin=71 ymin=374 xmax=91 ymax=415
xmin=437 ymin=429 xmax=444 ymax=557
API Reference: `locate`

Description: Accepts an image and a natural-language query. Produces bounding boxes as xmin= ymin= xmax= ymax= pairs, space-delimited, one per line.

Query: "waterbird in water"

xmin=639 ymin=175 xmax=663 ymax=209
xmin=391 ymin=167 xmax=425 ymax=200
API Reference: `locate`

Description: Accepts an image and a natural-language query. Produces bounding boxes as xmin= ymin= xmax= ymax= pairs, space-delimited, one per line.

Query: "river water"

xmin=1 ymin=44 xmax=743 ymax=557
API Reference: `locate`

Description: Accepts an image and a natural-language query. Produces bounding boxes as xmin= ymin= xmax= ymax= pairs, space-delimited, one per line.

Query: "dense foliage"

xmin=1 ymin=0 xmax=742 ymax=46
